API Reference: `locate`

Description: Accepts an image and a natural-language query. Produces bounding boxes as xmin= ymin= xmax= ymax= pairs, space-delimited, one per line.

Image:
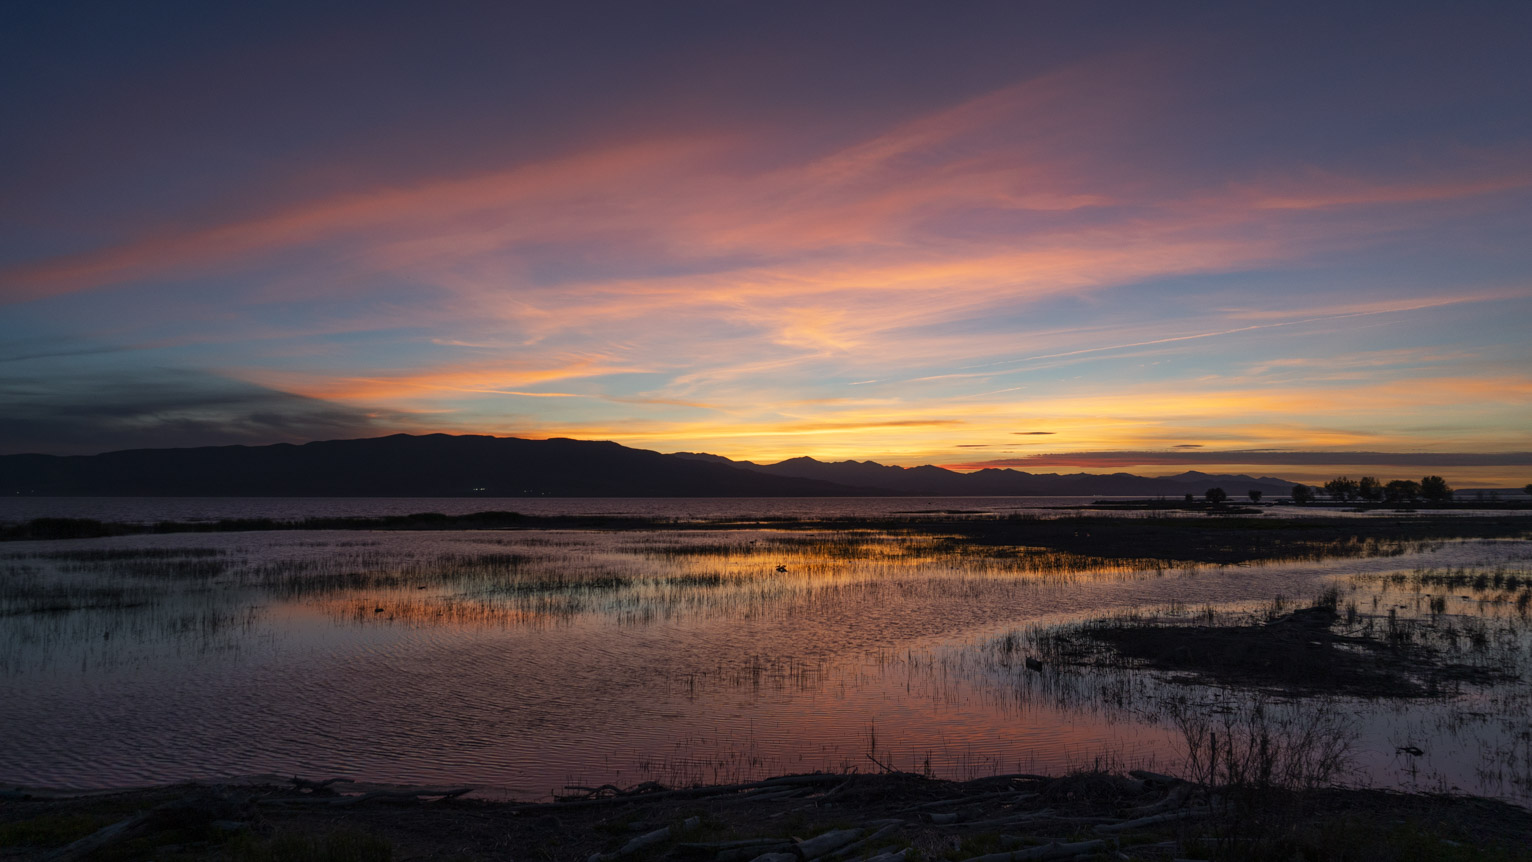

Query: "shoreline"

xmin=5 ymin=769 xmax=1532 ymax=861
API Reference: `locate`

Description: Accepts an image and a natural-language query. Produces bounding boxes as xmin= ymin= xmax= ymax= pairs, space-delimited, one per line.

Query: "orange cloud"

xmin=0 ymin=135 xmax=729 ymax=302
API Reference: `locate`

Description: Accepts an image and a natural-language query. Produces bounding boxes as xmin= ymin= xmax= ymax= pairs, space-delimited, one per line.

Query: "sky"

xmin=3 ymin=1 xmax=1530 ymax=486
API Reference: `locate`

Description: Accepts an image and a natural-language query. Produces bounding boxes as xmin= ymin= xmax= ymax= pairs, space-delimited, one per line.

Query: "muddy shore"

xmin=5 ymin=768 xmax=1532 ymax=862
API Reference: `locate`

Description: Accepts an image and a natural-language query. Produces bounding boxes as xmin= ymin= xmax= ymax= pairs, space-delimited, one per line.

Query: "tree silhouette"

xmin=1420 ymin=475 xmax=1453 ymax=503
xmin=1290 ymin=483 xmax=1315 ymax=504
xmin=1324 ymin=477 xmax=1360 ymax=501
xmin=1524 ymin=483 xmax=1532 ymax=496
xmin=1205 ymin=487 xmax=1228 ymax=504
xmin=1358 ymin=476 xmax=1383 ymax=502
xmin=1384 ymin=479 xmax=1420 ymax=503
xmin=1247 ymin=490 xmax=1262 ymax=503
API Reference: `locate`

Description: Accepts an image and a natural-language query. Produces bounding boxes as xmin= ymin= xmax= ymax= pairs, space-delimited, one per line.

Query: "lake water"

xmin=0 ymin=495 xmax=1133 ymax=523
xmin=5 ymin=495 xmax=1525 ymax=527
xmin=2 ymin=501 xmax=1529 ymax=802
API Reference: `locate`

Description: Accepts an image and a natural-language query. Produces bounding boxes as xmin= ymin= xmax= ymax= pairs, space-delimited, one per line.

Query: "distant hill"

xmin=673 ymin=453 xmax=1295 ymax=498
xmin=0 ymin=434 xmax=1295 ymax=497
xmin=0 ymin=434 xmax=880 ymax=497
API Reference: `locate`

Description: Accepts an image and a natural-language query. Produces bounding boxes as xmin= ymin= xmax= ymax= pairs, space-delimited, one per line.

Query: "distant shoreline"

xmin=6 ymin=510 xmax=1530 ymax=568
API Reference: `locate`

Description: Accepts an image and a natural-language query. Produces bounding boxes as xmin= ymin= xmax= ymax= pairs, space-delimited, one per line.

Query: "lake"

xmin=2 ymin=500 xmax=1529 ymax=802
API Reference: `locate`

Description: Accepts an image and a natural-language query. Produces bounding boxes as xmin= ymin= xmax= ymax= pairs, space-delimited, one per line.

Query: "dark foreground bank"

xmin=4 ymin=770 xmax=1531 ymax=862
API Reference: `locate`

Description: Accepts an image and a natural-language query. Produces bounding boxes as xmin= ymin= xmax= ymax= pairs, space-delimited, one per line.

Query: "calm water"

xmin=0 ymin=495 xmax=1109 ymax=524
xmin=4 ymin=495 xmax=1524 ymax=526
xmin=2 ymin=506 xmax=1529 ymax=801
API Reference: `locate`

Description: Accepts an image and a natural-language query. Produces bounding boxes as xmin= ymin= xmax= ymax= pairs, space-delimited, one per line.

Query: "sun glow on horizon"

xmin=0 ymin=3 xmax=1528 ymax=487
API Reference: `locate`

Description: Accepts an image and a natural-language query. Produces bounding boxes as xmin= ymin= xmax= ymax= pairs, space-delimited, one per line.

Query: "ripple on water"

xmin=0 ymin=529 xmax=1527 ymax=799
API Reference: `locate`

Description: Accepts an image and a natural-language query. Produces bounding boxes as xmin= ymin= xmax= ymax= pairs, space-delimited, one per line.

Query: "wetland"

xmin=2 ymin=501 xmax=1531 ymax=859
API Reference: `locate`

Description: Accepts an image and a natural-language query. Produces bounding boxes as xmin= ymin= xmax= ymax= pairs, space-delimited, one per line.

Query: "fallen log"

xmin=675 ymin=838 xmax=790 ymax=852
xmin=953 ymin=808 xmax=1056 ymax=830
xmin=759 ymin=773 xmax=847 ymax=787
xmin=812 ymin=777 xmax=856 ymax=805
xmin=962 ymin=773 xmax=1051 ymax=785
xmin=260 ymin=787 xmax=472 ymax=807
xmin=716 ymin=843 xmax=796 ymax=862
xmin=1094 ymin=807 xmax=1208 ymax=833
xmin=908 ymin=790 xmax=1037 ymax=811
xmin=739 ymin=787 xmax=807 ymax=801
xmin=560 ymin=784 xmax=624 ymax=800
xmin=1127 ymin=770 xmax=1184 ymax=786
xmin=588 ymin=815 xmax=700 ymax=862
xmin=796 ymin=827 xmax=863 ymax=860
xmin=1122 ymin=782 xmax=1196 ymax=816
xmin=289 ymin=776 xmax=344 ymax=794
xmin=41 ymin=813 xmax=154 ymax=862
xmin=43 ymin=791 xmax=253 ymax=862
xmin=511 ymin=774 xmax=848 ymax=812
xmin=958 ymin=839 xmax=1107 ymax=862
xmin=824 ymin=823 xmax=900 ymax=860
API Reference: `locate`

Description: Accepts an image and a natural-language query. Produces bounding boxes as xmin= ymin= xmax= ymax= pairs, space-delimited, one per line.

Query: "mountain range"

xmin=0 ymin=434 xmax=1295 ymax=497
xmin=671 ymin=452 xmax=1294 ymax=497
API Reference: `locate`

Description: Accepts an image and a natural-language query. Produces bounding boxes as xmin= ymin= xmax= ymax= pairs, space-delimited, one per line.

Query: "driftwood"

xmin=41 ymin=812 xmax=155 ymax=862
xmin=954 ymin=808 xmax=1056 ymax=830
xmin=588 ymin=815 xmax=700 ymax=862
xmin=964 ymin=773 xmax=1051 ymax=784
xmin=823 ymin=823 xmax=900 ymax=860
xmin=42 ymin=792 xmax=254 ymax=862
xmin=813 ymin=777 xmax=856 ymax=805
xmin=676 ymin=837 xmax=794 ymax=852
xmin=908 ymin=789 xmax=1037 ymax=811
xmin=561 ymin=784 xmax=625 ymax=800
xmin=1123 ymin=781 xmax=1197 ymax=816
xmin=795 ymin=827 xmax=863 ymax=860
xmin=716 ymin=843 xmax=797 ymax=862
xmin=958 ymin=839 xmax=1107 ymax=862
xmin=733 ymin=787 xmax=807 ymax=802
xmin=289 ymin=776 xmax=344 ymax=794
xmin=1128 ymin=769 xmax=1184 ymax=787
xmin=261 ymin=787 xmax=472 ymax=806
xmin=1094 ymin=807 xmax=1209 ymax=833
xmin=509 ymin=774 xmax=846 ymax=812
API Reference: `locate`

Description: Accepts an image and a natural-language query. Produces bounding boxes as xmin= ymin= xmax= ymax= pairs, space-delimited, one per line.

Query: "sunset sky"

xmin=3 ymin=1 xmax=1530 ymax=485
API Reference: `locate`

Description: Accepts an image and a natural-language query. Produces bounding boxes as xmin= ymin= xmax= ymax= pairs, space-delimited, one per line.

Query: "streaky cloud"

xmin=0 ymin=367 xmax=408 ymax=455
xmin=952 ymin=451 xmax=1532 ymax=469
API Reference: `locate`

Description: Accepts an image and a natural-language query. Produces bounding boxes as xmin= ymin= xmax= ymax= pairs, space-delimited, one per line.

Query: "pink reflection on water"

xmin=0 ymin=528 xmax=1527 ymax=801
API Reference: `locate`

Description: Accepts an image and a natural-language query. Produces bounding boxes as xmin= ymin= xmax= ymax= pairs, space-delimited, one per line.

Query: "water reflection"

xmin=0 ymin=528 xmax=1527 ymax=802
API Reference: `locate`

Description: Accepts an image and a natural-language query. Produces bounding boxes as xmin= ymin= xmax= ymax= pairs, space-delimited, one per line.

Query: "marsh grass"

xmin=961 ymin=553 xmax=1532 ymax=801
xmin=1171 ymin=695 xmax=1357 ymax=791
xmin=7 ymin=524 xmax=1531 ymax=799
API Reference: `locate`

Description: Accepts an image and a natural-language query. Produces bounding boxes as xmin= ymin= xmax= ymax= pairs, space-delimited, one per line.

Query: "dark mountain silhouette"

xmin=672 ymin=453 xmax=1295 ymax=498
xmin=0 ymin=434 xmax=1296 ymax=497
xmin=0 ymin=434 xmax=881 ymax=497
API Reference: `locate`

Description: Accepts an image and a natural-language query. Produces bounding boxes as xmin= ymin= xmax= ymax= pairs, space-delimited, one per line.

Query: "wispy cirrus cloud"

xmin=3 ymin=14 xmax=1530 ymax=472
